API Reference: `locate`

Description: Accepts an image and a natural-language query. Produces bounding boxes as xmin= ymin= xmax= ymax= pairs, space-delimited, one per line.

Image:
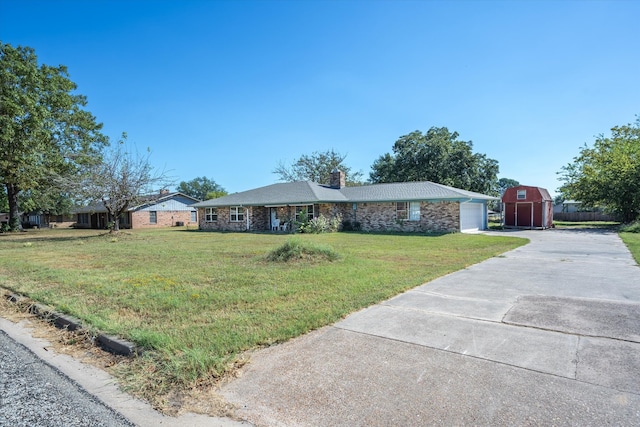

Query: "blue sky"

xmin=2 ymin=0 xmax=639 ymax=196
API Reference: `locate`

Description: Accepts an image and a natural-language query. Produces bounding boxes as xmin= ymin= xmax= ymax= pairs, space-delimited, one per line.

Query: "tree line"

xmin=2 ymin=42 xmax=639 ymax=232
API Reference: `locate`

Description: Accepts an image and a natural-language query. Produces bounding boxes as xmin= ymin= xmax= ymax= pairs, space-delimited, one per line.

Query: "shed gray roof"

xmin=191 ymin=181 xmax=497 ymax=208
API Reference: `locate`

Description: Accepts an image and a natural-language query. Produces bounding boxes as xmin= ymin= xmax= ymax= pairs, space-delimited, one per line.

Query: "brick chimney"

xmin=159 ymin=189 xmax=170 ymax=195
xmin=329 ymin=169 xmax=345 ymax=189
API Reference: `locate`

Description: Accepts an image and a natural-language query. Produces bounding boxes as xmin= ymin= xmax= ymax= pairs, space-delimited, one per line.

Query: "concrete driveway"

xmin=220 ymin=229 xmax=640 ymax=426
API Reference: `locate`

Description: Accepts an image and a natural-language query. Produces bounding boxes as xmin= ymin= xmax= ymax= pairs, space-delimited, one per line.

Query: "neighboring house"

xmin=502 ymin=185 xmax=553 ymax=229
xmin=74 ymin=190 xmax=200 ymax=229
xmin=552 ymin=200 xmax=616 ymax=222
xmin=553 ymin=200 xmax=582 ymax=214
xmin=0 ymin=212 xmax=46 ymax=228
xmin=46 ymin=213 xmax=77 ymax=228
xmin=553 ymin=200 xmax=606 ymax=214
xmin=1 ymin=212 xmax=75 ymax=229
xmin=191 ymin=170 xmax=497 ymax=234
xmin=22 ymin=212 xmax=76 ymax=228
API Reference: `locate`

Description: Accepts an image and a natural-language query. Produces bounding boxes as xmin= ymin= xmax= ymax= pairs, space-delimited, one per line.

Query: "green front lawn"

xmin=554 ymin=220 xmax=621 ymax=229
xmin=0 ymin=228 xmax=526 ymax=403
xmin=620 ymin=232 xmax=640 ymax=264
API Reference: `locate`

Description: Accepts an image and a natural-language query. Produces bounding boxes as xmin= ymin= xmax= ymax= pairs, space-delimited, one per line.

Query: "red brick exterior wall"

xmin=131 ymin=210 xmax=196 ymax=229
xmin=198 ymin=206 xmax=252 ymax=231
xmin=198 ymin=201 xmax=460 ymax=233
xmin=339 ymin=201 xmax=459 ymax=232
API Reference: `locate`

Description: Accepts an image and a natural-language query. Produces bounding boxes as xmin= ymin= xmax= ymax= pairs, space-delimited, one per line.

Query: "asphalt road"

xmin=0 ymin=329 xmax=134 ymax=427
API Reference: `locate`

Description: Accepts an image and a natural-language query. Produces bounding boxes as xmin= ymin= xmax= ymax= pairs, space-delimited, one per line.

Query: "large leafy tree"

xmin=370 ymin=127 xmax=499 ymax=194
xmin=71 ymin=136 xmax=170 ymax=233
xmin=18 ymin=188 xmax=74 ymax=216
xmin=496 ymin=178 xmax=520 ymax=196
xmin=0 ymin=43 xmax=107 ymax=231
xmin=559 ymin=118 xmax=640 ymax=223
xmin=274 ymin=149 xmax=364 ymax=185
xmin=177 ymin=176 xmax=227 ymax=201
xmin=0 ymin=189 xmax=7 ymax=213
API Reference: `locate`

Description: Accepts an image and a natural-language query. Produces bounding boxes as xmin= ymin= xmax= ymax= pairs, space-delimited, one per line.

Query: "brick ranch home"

xmin=74 ymin=190 xmax=200 ymax=229
xmin=191 ymin=170 xmax=497 ymax=233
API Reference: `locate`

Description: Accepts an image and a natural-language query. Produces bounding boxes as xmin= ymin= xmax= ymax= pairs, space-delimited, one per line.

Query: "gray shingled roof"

xmin=74 ymin=192 xmax=199 ymax=213
xmin=191 ymin=181 xmax=497 ymax=208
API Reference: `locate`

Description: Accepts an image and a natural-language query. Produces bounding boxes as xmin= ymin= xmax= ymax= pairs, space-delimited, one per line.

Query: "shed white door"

xmin=460 ymin=203 xmax=484 ymax=232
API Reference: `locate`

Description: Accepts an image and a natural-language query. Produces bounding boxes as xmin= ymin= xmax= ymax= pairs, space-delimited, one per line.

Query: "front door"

xmin=516 ymin=203 xmax=532 ymax=227
xmin=270 ymin=208 xmax=278 ymax=231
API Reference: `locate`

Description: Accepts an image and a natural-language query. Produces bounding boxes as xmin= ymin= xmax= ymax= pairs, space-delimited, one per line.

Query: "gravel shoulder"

xmin=0 ymin=328 xmax=134 ymax=427
xmin=0 ymin=317 xmax=251 ymax=427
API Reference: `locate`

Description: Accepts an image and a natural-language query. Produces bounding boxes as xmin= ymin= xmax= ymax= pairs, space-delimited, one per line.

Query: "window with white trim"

xmin=149 ymin=211 xmax=157 ymax=224
xmin=230 ymin=206 xmax=244 ymax=222
xmin=295 ymin=204 xmax=314 ymax=221
xmin=191 ymin=211 xmax=197 ymax=222
xmin=517 ymin=190 xmax=526 ymax=200
xmin=397 ymin=202 xmax=408 ymax=220
xmin=409 ymin=202 xmax=421 ymax=221
xmin=205 ymin=207 xmax=217 ymax=222
xmin=397 ymin=202 xmax=420 ymax=221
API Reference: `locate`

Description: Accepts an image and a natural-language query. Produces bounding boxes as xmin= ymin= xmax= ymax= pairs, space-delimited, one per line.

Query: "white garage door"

xmin=460 ymin=203 xmax=484 ymax=233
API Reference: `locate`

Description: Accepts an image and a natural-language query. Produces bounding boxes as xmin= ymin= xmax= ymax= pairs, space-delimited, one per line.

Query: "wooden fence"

xmin=553 ymin=212 xmax=617 ymax=222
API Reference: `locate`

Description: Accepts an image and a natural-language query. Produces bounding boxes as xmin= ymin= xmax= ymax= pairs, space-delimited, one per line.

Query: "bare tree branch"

xmin=66 ymin=134 xmax=172 ymax=232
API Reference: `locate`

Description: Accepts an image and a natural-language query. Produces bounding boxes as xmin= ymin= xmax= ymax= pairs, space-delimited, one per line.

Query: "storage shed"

xmin=502 ymin=186 xmax=553 ymax=229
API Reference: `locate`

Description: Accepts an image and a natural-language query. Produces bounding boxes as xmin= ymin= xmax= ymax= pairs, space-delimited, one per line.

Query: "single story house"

xmin=191 ymin=170 xmax=497 ymax=233
xmin=0 ymin=212 xmax=75 ymax=229
xmin=553 ymin=200 xmax=582 ymax=214
xmin=23 ymin=212 xmax=76 ymax=228
xmin=74 ymin=190 xmax=200 ymax=229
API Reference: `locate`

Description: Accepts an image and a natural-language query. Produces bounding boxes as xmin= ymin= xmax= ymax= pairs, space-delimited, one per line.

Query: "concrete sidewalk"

xmin=221 ymin=229 xmax=640 ymax=426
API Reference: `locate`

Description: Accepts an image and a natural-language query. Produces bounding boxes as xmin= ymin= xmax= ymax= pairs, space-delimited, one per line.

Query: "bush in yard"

xmin=341 ymin=220 xmax=361 ymax=232
xmin=329 ymin=214 xmax=342 ymax=232
xmin=621 ymin=221 xmax=640 ymax=233
xmin=304 ymin=216 xmax=330 ymax=234
xmin=295 ymin=211 xmax=341 ymax=234
xmin=266 ymin=238 xmax=340 ymax=262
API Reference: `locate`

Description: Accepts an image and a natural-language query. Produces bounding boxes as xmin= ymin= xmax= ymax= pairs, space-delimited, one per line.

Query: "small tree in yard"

xmin=72 ymin=135 xmax=170 ymax=233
